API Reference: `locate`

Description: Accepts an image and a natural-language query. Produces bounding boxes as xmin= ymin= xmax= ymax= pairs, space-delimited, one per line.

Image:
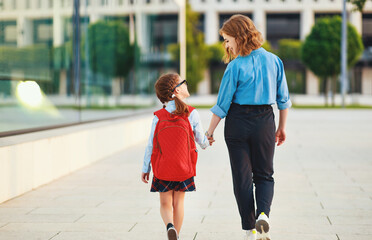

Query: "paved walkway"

xmin=1 ymin=109 xmax=372 ymax=240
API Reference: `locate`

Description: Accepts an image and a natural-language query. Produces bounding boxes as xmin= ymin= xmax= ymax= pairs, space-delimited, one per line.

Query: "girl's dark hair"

xmin=155 ymin=73 xmax=190 ymax=117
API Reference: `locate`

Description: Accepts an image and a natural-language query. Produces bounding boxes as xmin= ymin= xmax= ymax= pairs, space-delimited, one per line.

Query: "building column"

xmin=361 ymin=68 xmax=372 ymax=95
xmin=300 ymin=8 xmax=314 ymax=40
xmin=197 ymin=69 xmax=211 ymax=95
xmin=253 ymin=9 xmax=266 ymax=41
xmin=135 ymin=11 xmax=148 ymax=51
xmin=205 ymin=10 xmax=219 ymax=45
xmin=306 ymin=70 xmax=319 ymax=95
xmin=53 ymin=0 xmax=64 ymax=47
xmin=349 ymin=10 xmax=362 ymax=34
xmin=17 ymin=16 xmax=33 ymax=47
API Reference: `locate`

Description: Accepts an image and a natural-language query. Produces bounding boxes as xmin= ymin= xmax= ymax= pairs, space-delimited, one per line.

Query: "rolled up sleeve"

xmin=276 ymin=58 xmax=292 ymax=110
xmin=210 ymin=64 xmax=237 ymax=119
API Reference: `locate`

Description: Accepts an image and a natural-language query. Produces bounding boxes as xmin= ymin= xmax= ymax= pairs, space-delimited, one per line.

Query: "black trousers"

xmin=224 ymin=103 xmax=276 ymax=230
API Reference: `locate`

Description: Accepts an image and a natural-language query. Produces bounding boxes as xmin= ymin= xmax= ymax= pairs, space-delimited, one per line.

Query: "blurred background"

xmin=0 ymin=0 xmax=371 ymax=136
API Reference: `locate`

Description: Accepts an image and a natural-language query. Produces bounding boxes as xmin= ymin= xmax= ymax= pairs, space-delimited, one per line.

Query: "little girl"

xmin=141 ymin=73 xmax=210 ymax=240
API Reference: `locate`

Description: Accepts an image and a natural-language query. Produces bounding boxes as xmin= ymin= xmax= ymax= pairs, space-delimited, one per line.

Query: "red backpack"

xmin=151 ymin=106 xmax=198 ymax=181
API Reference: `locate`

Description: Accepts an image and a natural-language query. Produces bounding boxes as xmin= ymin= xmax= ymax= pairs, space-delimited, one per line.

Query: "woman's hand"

xmin=208 ymin=136 xmax=215 ymax=146
xmin=141 ymin=172 xmax=150 ymax=183
xmin=275 ymin=128 xmax=286 ymax=146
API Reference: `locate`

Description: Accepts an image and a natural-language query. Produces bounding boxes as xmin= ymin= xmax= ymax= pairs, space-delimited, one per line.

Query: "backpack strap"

xmin=188 ymin=105 xmax=195 ymax=113
xmin=154 ymin=108 xmax=169 ymax=120
xmin=154 ymin=105 xmax=195 ymax=119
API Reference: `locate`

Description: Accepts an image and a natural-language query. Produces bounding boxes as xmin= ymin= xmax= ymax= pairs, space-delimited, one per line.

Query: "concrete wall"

xmin=0 ymin=114 xmax=153 ymax=204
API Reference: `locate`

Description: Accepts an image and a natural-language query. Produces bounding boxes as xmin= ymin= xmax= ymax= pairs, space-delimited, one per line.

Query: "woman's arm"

xmin=207 ymin=113 xmax=221 ymax=139
xmin=276 ymin=108 xmax=288 ymax=146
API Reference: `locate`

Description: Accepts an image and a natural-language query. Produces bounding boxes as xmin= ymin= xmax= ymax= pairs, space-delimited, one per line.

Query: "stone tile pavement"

xmin=0 ymin=109 xmax=372 ymax=240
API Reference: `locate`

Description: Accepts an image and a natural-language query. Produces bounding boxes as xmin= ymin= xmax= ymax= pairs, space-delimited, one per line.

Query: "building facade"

xmin=0 ymin=0 xmax=372 ymax=135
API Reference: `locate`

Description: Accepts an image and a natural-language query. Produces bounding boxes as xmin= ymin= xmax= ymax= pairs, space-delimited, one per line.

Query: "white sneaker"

xmin=255 ymin=212 xmax=271 ymax=240
xmin=244 ymin=229 xmax=257 ymax=240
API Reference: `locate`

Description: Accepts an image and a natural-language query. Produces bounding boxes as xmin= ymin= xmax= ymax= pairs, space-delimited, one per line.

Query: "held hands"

xmin=205 ymin=131 xmax=215 ymax=146
xmin=208 ymin=136 xmax=215 ymax=146
xmin=275 ymin=128 xmax=286 ymax=146
xmin=141 ymin=172 xmax=150 ymax=183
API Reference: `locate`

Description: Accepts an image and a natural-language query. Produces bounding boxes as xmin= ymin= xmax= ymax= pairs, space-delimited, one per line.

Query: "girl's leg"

xmin=159 ymin=191 xmax=174 ymax=226
xmin=172 ymin=191 xmax=185 ymax=233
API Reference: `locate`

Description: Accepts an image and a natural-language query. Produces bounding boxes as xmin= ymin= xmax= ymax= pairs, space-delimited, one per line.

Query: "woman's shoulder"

xmin=259 ymin=48 xmax=282 ymax=62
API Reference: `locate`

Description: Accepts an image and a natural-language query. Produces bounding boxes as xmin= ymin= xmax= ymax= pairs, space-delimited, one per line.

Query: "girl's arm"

xmin=190 ymin=110 xmax=209 ymax=149
xmin=141 ymin=116 xmax=158 ymax=183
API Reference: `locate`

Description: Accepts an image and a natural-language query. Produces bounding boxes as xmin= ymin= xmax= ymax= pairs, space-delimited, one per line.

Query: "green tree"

xmin=348 ymin=0 xmax=371 ymax=11
xmin=83 ymin=20 xmax=136 ymax=94
xmin=185 ymin=2 xmax=208 ymax=93
xmin=301 ymin=16 xmax=363 ymax=106
xmin=168 ymin=2 xmax=208 ymax=93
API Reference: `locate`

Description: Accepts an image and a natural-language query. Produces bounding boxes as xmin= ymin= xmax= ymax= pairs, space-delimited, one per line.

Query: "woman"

xmin=206 ymin=15 xmax=291 ymax=240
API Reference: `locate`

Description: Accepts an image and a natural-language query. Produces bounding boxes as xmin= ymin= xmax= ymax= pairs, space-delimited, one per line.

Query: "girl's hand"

xmin=275 ymin=128 xmax=286 ymax=146
xmin=141 ymin=172 xmax=150 ymax=183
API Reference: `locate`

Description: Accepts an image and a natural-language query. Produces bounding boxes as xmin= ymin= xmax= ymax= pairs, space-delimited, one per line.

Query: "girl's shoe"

xmin=244 ymin=229 xmax=257 ymax=240
xmin=166 ymin=223 xmax=178 ymax=240
xmin=255 ymin=212 xmax=271 ymax=240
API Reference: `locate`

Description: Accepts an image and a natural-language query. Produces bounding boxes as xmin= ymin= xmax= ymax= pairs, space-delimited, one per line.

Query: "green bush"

xmin=206 ymin=42 xmax=224 ymax=64
xmin=278 ymin=39 xmax=302 ymax=61
xmin=261 ymin=41 xmax=273 ymax=53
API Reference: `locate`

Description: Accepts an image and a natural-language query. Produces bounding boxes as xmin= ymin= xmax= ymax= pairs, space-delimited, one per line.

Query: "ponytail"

xmin=173 ymin=96 xmax=190 ymax=117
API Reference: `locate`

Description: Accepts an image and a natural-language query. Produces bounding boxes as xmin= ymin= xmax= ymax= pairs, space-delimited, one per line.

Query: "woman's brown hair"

xmin=219 ymin=14 xmax=263 ymax=63
xmin=155 ymin=73 xmax=190 ymax=117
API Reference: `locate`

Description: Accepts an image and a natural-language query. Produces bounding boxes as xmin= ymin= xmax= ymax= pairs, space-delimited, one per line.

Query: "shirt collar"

xmin=237 ymin=47 xmax=264 ymax=58
xmin=165 ymin=100 xmax=176 ymax=112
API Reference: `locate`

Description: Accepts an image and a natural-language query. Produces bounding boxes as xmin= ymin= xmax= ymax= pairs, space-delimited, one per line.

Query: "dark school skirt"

xmin=150 ymin=176 xmax=196 ymax=192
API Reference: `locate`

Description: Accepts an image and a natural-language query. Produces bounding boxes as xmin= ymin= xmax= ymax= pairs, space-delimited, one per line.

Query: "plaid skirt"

xmin=150 ymin=176 xmax=196 ymax=192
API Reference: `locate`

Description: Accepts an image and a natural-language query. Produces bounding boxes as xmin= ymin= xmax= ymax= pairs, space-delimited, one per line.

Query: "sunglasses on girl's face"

xmin=172 ymin=80 xmax=188 ymax=92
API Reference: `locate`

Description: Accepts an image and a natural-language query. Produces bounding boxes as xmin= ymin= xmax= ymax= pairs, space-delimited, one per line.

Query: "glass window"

xmin=266 ymin=13 xmax=300 ymax=49
xmin=0 ymin=21 xmax=17 ymax=46
xmin=33 ymin=19 xmax=53 ymax=44
xmin=0 ymin=1 xmax=180 ymax=136
xmin=362 ymin=14 xmax=372 ymax=48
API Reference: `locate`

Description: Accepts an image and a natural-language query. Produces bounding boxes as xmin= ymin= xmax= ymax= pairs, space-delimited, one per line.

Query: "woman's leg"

xmin=225 ymin=137 xmax=256 ymax=230
xmin=225 ymin=107 xmax=256 ymax=230
xmin=251 ymin=108 xmax=276 ymax=217
xmin=172 ymin=191 xmax=186 ymax=233
xmin=159 ymin=191 xmax=174 ymax=226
